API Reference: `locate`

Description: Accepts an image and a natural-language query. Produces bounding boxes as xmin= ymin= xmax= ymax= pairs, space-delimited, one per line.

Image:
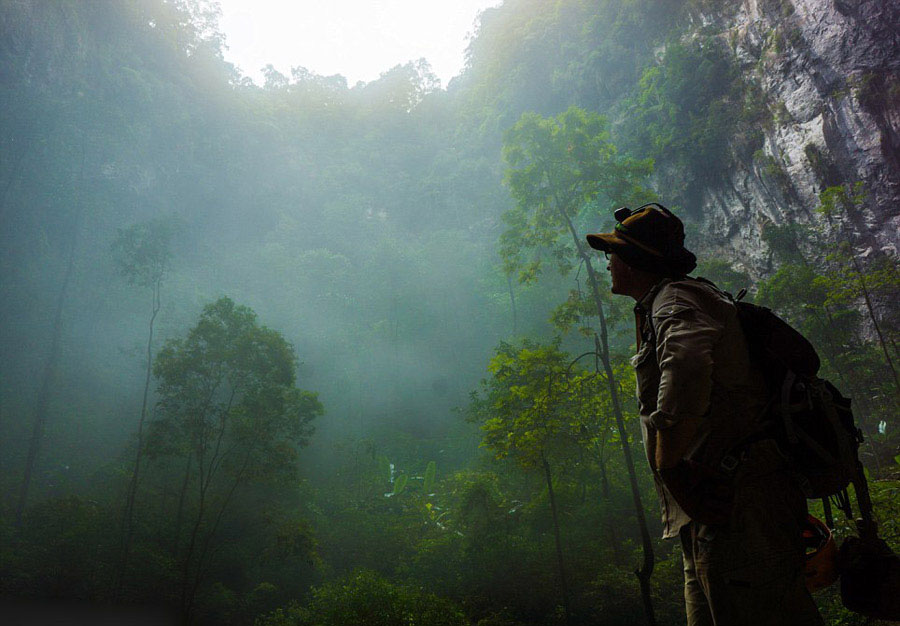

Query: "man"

xmin=586 ymin=204 xmax=823 ymax=626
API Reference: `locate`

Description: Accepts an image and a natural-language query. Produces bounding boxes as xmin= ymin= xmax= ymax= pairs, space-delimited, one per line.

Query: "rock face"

xmin=691 ymin=0 xmax=899 ymax=276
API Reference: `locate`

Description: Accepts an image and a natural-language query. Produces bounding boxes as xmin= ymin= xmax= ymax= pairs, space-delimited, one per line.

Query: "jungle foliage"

xmin=1 ymin=1 xmax=897 ymax=625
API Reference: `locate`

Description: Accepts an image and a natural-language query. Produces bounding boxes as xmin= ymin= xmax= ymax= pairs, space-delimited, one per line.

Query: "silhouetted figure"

xmin=587 ymin=204 xmax=823 ymax=625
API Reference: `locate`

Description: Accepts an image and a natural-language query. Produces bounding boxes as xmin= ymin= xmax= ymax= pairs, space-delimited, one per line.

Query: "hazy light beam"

xmin=217 ymin=0 xmax=502 ymax=87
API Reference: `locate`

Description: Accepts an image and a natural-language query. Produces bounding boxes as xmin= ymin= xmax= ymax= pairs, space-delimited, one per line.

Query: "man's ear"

xmin=621 ymin=261 xmax=641 ymax=283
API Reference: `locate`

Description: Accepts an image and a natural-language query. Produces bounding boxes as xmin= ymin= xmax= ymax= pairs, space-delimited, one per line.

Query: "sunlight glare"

xmin=218 ymin=0 xmax=502 ymax=87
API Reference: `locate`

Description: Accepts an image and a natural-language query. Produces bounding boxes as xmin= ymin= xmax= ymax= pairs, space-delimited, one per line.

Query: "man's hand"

xmin=654 ymin=415 xmax=733 ymax=526
xmin=654 ymin=414 xmax=701 ymax=469
xmin=657 ymin=459 xmax=733 ymax=526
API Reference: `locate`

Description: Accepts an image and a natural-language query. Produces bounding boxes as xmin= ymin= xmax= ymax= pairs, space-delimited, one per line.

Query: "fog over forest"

xmin=1 ymin=1 xmax=898 ymax=625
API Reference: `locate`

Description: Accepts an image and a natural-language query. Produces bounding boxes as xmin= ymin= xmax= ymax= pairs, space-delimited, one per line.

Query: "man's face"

xmin=607 ymin=252 xmax=631 ymax=295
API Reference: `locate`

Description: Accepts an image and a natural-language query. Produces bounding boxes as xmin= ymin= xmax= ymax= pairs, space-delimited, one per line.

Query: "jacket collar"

xmin=634 ymin=277 xmax=672 ymax=316
xmin=633 ymin=278 xmax=671 ymax=348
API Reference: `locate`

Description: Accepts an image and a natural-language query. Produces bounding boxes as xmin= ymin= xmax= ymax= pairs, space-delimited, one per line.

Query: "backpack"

xmin=692 ymin=277 xmax=865 ymax=501
xmin=697 ymin=277 xmax=898 ymax=620
xmin=731 ymin=294 xmax=863 ymax=500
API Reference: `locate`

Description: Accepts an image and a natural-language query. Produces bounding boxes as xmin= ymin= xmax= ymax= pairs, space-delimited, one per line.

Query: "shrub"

xmin=256 ymin=570 xmax=466 ymax=626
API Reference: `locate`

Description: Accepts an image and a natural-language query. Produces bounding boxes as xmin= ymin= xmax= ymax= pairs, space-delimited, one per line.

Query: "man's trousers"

xmin=678 ymin=442 xmax=825 ymax=626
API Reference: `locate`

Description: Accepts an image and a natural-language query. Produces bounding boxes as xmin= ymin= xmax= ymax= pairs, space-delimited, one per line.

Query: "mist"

xmin=1 ymin=1 xmax=897 ymax=625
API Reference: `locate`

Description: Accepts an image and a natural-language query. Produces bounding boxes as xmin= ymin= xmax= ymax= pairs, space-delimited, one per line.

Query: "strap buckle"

xmin=720 ymin=454 xmax=740 ymax=474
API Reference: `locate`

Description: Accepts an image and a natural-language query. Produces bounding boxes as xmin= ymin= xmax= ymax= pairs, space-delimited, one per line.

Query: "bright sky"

xmin=217 ymin=0 xmax=503 ymax=87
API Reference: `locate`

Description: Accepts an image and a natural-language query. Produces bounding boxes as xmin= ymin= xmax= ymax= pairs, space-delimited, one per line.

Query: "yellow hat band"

xmin=617 ymin=231 xmax=665 ymax=257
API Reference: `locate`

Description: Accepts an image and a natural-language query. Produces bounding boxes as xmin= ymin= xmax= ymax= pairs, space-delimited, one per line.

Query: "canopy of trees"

xmin=1 ymin=1 xmax=896 ymax=625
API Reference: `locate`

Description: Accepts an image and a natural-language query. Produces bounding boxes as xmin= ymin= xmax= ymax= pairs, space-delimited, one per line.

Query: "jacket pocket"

xmin=631 ymin=342 xmax=659 ymax=411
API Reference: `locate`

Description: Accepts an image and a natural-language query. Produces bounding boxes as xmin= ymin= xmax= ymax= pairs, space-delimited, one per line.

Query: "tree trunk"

xmin=116 ymin=277 xmax=162 ymax=592
xmin=180 ymin=453 xmax=208 ymax=620
xmin=813 ymin=308 xmax=883 ymax=474
xmin=820 ymin=199 xmax=898 ymax=401
xmin=180 ymin=400 xmax=233 ymax=620
xmin=596 ymin=440 xmax=611 ymax=501
xmin=507 ymin=273 xmax=518 ymax=335
xmin=173 ymin=452 xmax=193 ymax=554
xmin=541 ymin=451 xmax=571 ymax=625
xmin=559 ymin=209 xmax=656 ymax=625
xmin=591 ymin=323 xmax=657 ymax=626
xmin=848 ymin=253 xmax=899 ymax=398
xmin=15 ymin=137 xmax=84 ymax=527
xmin=182 ymin=450 xmax=253 ymax=623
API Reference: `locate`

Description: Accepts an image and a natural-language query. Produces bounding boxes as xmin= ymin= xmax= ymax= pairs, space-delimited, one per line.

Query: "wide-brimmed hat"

xmin=586 ymin=203 xmax=697 ymax=276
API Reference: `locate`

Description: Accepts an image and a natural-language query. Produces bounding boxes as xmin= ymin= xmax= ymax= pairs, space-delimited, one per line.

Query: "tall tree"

xmin=500 ymin=106 xmax=658 ymax=624
xmin=14 ymin=133 xmax=85 ymax=527
xmin=147 ymin=297 xmax=323 ymax=620
xmin=818 ymin=183 xmax=899 ymax=397
xmin=473 ymin=340 xmax=597 ymax=624
xmin=110 ymin=218 xmax=174 ymax=592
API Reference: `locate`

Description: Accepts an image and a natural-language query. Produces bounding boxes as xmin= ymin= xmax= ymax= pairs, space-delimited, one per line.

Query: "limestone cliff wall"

xmin=689 ymin=0 xmax=899 ymax=276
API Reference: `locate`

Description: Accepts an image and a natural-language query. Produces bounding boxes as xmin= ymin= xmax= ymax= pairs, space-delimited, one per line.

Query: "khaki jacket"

xmin=631 ymin=278 xmax=767 ymax=538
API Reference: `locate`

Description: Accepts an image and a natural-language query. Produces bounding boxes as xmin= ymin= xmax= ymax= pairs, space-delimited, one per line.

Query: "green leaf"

xmin=423 ymin=461 xmax=436 ymax=493
xmin=392 ymin=474 xmax=408 ymax=496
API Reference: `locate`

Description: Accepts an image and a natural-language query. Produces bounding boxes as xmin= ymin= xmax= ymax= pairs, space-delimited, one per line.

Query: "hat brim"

xmin=586 ymin=232 xmax=629 ymax=253
xmin=587 ymin=231 xmax=697 ymax=276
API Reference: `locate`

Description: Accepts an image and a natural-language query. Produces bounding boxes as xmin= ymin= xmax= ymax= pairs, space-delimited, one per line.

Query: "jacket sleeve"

xmin=648 ymin=287 xmax=725 ymax=430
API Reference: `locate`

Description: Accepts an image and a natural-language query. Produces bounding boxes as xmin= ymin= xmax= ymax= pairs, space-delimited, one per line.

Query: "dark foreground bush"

xmin=255 ymin=569 xmax=467 ymax=626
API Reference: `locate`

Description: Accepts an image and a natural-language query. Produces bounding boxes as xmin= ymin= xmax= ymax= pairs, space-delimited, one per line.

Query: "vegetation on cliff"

xmin=1 ymin=1 xmax=896 ymax=624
